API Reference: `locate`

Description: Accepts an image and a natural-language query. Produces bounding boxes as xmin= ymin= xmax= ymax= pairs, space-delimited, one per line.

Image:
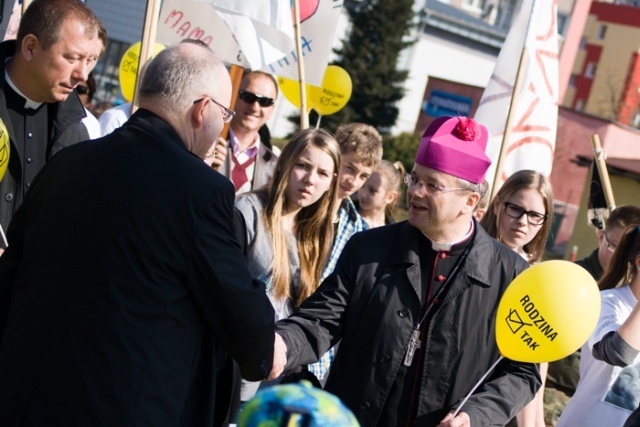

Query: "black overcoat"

xmin=0 ymin=109 xmax=274 ymax=426
xmin=277 ymin=221 xmax=541 ymax=426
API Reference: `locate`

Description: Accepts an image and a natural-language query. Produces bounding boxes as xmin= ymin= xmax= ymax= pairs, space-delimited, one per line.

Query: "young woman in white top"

xmin=556 ymin=225 xmax=640 ymax=427
xmin=480 ymin=170 xmax=554 ymax=427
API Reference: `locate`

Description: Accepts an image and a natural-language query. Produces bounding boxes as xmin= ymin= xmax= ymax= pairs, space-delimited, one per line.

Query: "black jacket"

xmin=277 ymin=221 xmax=540 ymax=426
xmin=0 ymin=109 xmax=275 ymax=426
xmin=0 ymin=40 xmax=89 ymax=233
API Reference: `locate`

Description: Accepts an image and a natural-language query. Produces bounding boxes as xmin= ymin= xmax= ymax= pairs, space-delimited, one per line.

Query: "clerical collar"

xmin=423 ymin=220 xmax=475 ymax=252
xmin=4 ymin=61 xmax=43 ymax=110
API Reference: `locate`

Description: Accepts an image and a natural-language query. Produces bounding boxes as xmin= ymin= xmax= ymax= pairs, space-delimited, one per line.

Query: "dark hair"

xmin=605 ymin=205 xmax=640 ymax=232
xmin=83 ymin=72 xmax=96 ymax=104
xmin=18 ymin=0 xmax=106 ymax=49
xmin=598 ymin=225 xmax=640 ymax=290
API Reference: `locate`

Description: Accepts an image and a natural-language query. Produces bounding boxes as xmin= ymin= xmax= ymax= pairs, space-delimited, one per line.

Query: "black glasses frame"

xmin=238 ymin=89 xmax=275 ymax=107
xmin=503 ymin=202 xmax=547 ymax=225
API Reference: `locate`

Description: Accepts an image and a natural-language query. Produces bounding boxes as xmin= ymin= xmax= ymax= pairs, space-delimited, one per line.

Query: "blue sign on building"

xmin=423 ymin=90 xmax=473 ymax=117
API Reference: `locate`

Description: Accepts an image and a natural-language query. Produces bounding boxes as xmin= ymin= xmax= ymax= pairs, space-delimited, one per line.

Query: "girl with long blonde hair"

xmin=235 ymin=128 xmax=340 ymax=318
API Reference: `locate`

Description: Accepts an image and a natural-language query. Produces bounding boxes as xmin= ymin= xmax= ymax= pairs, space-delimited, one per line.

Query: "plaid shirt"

xmin=309 ymin=198 xmax=368 ymax=380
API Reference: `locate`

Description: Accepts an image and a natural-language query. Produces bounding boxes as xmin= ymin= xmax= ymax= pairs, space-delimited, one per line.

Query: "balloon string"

xmin=315 ymin=114 xmax=322 ymax=129
xmin=451 ymin=355 xmax=504 ymax=419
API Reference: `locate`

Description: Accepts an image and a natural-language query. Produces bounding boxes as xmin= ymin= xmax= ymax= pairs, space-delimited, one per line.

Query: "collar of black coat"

xmin=385 ymin=220 xmax=527 ymax=291
xmin=125 ymin=108 xmax=195 ymax=155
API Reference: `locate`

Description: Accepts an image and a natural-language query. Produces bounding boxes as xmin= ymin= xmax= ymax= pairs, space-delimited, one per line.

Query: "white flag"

xmin=474 ymin=0 xmax=559 ymax=187
xmin=195 ymin=0 xmax=295 ymax=70
xmin=262 ymin=0 xmax=344 ymax=86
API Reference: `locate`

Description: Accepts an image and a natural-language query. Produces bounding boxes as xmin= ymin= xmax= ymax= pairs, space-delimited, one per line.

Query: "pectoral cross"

xmin=403 ymin=327 xmax=421 ymax=367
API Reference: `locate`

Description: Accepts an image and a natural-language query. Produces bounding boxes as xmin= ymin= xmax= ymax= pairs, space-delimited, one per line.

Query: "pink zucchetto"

xmin=415 ymin=116 xmax=491 ymax=184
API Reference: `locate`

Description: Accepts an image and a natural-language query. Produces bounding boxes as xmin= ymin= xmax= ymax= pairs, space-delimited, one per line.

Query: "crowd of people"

xmin=0 ymin=1 xmax=639 ymax=426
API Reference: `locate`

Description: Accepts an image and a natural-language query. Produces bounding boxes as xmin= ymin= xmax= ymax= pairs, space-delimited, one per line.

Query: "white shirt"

xmin=98 ymin=102 xmax=132 ymax=137
xmin=82 ymin=108 xmax=101 ymax=140
xmin=556 ymin=285 xmax=640 ymax=427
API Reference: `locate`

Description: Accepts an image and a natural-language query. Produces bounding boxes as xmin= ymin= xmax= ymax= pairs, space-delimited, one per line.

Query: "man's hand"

xmin=269 ymin=333 xmax=287 ymax=380
xmin=206 ymin=137 xmax=227 ymax=171
xmin=437 ymin=410 xmax=471 ymax=427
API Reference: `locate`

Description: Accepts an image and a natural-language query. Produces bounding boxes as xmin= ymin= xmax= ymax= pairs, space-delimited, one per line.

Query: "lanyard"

xmin=403 ymin=236 xmax=473 ymax=367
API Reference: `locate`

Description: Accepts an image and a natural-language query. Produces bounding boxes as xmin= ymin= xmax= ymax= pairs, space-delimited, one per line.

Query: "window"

xmin=596 ymin=25 xmax=607 ymax=40
xmin=579 ymin=37 xmax=587 ymax=49
xmin=585 ymin=62 xmax=597 ymax=78
xmin=569 ymin=75 xmax=577 ymax=87
xmin=557 ymin=14 xmax=569 ymax=37
xmin=575 ymin=99 xmax=585 ymax=111
xmin=462 ymin=0 xmax=485 ymax=11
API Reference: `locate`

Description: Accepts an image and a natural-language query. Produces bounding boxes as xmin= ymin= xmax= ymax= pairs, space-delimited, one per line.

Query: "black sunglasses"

xmin=238 ymin=89 xmax=274 ymax=107
xmin=76 ymin=85 xmax=90 ymax=95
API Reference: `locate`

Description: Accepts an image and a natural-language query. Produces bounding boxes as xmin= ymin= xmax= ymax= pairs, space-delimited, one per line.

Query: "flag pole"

xmin=292 ymin=0 xmax=309 ymax=129
xmin=131 ymin=0 xmax=161 ymax=115
xmin=490 ymin=47 xmax=529 ymax=199
xmin=490 ymin=0 xmax=537 ymax=199
xmin=591 ymin=134 xmax=616 ymax=210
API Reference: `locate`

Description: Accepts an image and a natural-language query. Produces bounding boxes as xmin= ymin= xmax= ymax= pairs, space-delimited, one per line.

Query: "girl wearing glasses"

xmin=235 ymin=128 xmax=340 ymax=400
xmin=480 ymin=169 xmax=554 ymax=427
xmin=480 ymin=170 xmax=553 ymax=265
xmin=556 ymin=225 xmax=640 ymax=427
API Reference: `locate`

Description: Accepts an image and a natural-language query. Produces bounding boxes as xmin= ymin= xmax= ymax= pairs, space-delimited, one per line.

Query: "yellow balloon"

xmin=0 ymin=119 xmax=9 ymax=183
xmin=496 ymin=260 xmax=601 ymax=363
xmin=277 ymin=75 xmax=312 ymax=111
xmin=309 ymin=65 xmax=352 ymax=116
xmin=119 ymin=42 xmax=166 ymax=102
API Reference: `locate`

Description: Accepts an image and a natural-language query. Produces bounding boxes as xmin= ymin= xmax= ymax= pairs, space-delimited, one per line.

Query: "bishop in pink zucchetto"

xmin=415 ymin=116 xmax=491 ymax=184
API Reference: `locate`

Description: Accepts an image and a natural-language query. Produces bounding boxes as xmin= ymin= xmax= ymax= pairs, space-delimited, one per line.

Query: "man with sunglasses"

xmin=213 ymin=70 xmax=279 ymax=194
xmin=0 ymin=0 xmax=106 ymax=254
xmin=272 ymin=116 xmax=539 ymax=427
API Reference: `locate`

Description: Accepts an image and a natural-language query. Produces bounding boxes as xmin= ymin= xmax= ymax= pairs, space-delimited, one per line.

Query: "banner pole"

xmin=490 ymin=47 xmax=528 ymax=199
xmin=591 ymin=134 xmax=616 ymax=211
xmin=293 ymin=0 xmax=309 ymax=129
xmin=131 ymin=0 xmax=161 ymax=115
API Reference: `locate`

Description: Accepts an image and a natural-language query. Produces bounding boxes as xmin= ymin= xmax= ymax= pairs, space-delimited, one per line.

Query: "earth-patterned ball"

xmin=238 ymin=381 xmax=359 ymax=426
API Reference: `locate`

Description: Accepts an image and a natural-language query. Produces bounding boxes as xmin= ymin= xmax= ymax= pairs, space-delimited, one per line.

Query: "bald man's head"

xmin=139 ymin=43 xmax=230 ymax=113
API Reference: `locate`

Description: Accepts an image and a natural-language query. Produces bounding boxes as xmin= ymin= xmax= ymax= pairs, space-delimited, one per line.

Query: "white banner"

xmin=262 ymin=0 xmax=344 ymax=86
xmin=157 ymin=0 xmax=250 ymax=67
xmin=196 ymin=0 xmax=295 ymax=70
xmin=474 ymin=0 xmax=559 ymax=187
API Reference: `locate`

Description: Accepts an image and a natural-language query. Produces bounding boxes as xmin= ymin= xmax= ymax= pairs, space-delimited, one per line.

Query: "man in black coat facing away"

xmin=0 ymin=42 xmax=280 ymax=426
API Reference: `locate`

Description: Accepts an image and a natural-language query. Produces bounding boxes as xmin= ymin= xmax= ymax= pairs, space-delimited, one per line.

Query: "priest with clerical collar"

xmin=0 ymin=0 xmax=106 ymax=251
xmin=272 ymin=116 xmax=541 ymax=427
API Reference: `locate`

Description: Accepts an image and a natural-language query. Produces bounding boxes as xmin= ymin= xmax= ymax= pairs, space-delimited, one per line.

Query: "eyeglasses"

xmin=76 ymin=85 xmax=90 ymax=95
xmin=403 ymin=173 xmax=470 ymax=195
xmin=503 ymin=202 xmax=547 ymax=226
xmin=602 ymin=231 xmax=618 ymax=253
xmin=193 ymin=97 xmax=235 ymax=123
xmin=238 ymin=89 xmax=275 ymax=107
